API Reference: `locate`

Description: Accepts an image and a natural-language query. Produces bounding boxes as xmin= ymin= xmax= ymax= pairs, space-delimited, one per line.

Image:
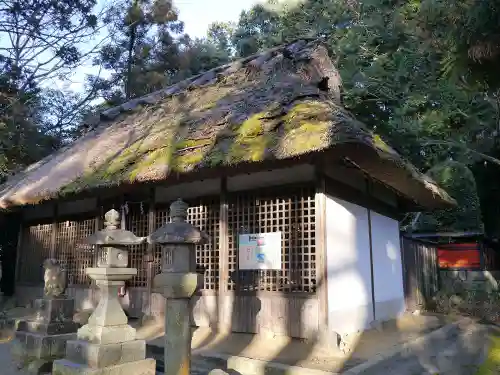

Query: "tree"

xmin=226 ymin=0 xmax=500 ymax=234
xmin=207 ymin=21 xmax=235 ymax=58
xmin=412 ymin=161 xmax=483 ymax=233
xmin=0 ymin=0 xmax=105 ymax=181
xmin=417 ymin=0 xmax=500 ymax=84
xmin=232 ymin=2 xmax=284 ymax=57
xmin=0 ymin=70 xmax=59 ymax=182
xmin=91 ymin=0 xmax=182 ymax=104
xmin=90 ymin=0 xmax=234 ymax=106
xmin=38 ymin=89 xmax=96 ymax=142
xmin=0 ymin=0 xmax=100 ymax=89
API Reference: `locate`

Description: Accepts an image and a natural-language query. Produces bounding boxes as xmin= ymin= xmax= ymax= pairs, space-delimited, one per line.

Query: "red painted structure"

xmin=406 ymin=231 xmax=500 ymax=271
xmin=437 ymin=242 xmax=481 ymax=269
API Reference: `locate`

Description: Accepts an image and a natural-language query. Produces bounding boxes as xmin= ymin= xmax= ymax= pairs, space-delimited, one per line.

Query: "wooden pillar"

xmin=94 ymin=198 xmax=101 ymax=232
xmin=50 ymin=204 xmax=58 ymax=259
xmin=91 ymin=199 xmax=102 ymax=297
xmin=314 ymin=167 xmax=328 ymax=332
xmin=366 ymin=179 xmax=377 ymax=321
xmin=14 ymin=220 xmax=24 ymax=284
xmin=145 ymin=187 xmax=156 ymax=317
xmin=218 ymin=177 xmax=229 ymax=331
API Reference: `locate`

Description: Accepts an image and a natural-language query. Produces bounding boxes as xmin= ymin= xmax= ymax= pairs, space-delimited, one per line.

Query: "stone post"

xmin=149 ymin=198 xmax=208 ymax=375
xmin=12 ymin=258 xmax=78 ymax=373
xmin=52 ymin=209 xmax=156 ymax=375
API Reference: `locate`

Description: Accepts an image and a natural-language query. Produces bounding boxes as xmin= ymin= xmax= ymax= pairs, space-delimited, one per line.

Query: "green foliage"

xmin=90 ymin=0 xmax=234 ymax=105
xmin=0 ymin=0 xmax=101 ymax=182
xmin=4 ymin=0 xmax=500 ymax=237
xmin=415 ymin=161 xmax=483 ymax=232
xmin=226 ymin=0 xmax=500 ymax=234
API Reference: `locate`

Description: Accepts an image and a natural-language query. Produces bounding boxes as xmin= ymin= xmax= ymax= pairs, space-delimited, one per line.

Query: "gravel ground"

xmin=0 ymin=341 xmax=30 ymax=375
xmin=355 ymin=321 xmax=488 ymax=375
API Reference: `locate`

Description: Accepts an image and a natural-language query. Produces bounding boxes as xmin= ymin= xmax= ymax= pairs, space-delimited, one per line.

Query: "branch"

xmin=421 ymin=139 xmax=500 ymax=166
xmin=48 ymin=66 xmax=104 ymax=131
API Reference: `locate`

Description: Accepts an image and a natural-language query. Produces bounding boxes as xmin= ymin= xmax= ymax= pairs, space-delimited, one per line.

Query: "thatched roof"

xmin=0 ymin=38 xmax=455 ymax=210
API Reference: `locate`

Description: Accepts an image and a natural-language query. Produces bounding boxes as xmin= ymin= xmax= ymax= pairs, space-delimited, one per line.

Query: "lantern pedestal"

xmin=12 ymin=296 xmax=78 ymax=374
xmin=11 ymin=258 xmax=78 ymax=374
xmin=149 ymin=198 xmax=209 ymax=375
xmin=53 ymin=268 xmax=155 ymax=375
xmin=153 ymin=271 xmax=203 ymax=375
xmin=52 ymin=209 xmax=155 ymax=375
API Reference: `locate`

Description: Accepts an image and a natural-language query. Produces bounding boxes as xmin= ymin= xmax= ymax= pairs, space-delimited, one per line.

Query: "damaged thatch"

xmin=0 ymin=38 xmax=455 ymax=209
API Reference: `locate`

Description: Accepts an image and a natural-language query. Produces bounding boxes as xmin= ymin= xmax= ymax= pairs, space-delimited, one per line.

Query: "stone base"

xmin=77 ymin=323 xmax=136 ymax=344
xmin=17 ymin=320 xmax=79 ymax=335
xmin=12 ymin=331 xmax=76 ymax=372
xmin=14 ymin=331 xmax=76 ymax=359
xmin=52 ymin=358 xmax=156 ymax=375
xmin=33 ymin=297 xmax=75 ymax=322
xmin=23 ymin=358 xmax=54 ymax=374
xmin=65 ymin=339 xmax=147 ymax=368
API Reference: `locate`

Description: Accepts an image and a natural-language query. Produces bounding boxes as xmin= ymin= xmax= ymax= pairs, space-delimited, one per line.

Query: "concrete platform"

xmin=137 ymin=315 xmax=454 ymax=372
xmin=148 ymin=316 xmax=485 ymax=375
xmin=52 ymin=358 xmax=156 ymax=375
xmin=140 ymin=313 xmax=457 ymax=374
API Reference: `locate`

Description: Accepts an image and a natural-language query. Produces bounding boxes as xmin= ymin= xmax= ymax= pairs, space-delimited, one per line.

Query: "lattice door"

xmin=55 ymin=217 xmax=95 ymax=286
xmin=227 ymin=185 xmax=316 ymax=293
xmin=154 ymin=197 xmax=220 ymax=290
xmin=125 ymin=203 xmax=149 ymax=287
xmin=18 ymin=223 xmax=52 ymax=284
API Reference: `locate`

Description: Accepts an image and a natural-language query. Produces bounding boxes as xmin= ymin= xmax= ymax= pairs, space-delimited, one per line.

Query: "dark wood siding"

xmin=401 ymin=237 xmax=438 ymax=311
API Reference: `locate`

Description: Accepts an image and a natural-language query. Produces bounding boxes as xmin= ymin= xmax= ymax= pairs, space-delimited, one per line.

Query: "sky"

xmin=57 ymin=0 xmax=258 ymax=93
xmin=176 ymin=0 xmax=257 ymax=38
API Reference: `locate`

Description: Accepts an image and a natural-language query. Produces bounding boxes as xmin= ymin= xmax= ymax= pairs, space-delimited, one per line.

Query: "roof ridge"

xmin=96 ymin=37 xmax=326 ymax=124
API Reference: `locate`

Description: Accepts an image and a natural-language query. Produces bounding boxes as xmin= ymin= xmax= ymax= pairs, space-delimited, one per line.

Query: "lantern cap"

xmin=148 ymin=199 xmax=208 ymax=245
xmin=81 ymin=209 xmax=147 ymax=246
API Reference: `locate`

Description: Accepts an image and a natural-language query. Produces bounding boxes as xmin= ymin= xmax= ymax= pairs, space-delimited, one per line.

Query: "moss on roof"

xmin=0 ymin=38 xmax=455 ymax=210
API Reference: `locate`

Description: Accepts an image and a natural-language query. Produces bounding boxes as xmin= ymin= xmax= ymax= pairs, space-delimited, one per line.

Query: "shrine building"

xmin=0 ymin=38 xmax=454 ymax=339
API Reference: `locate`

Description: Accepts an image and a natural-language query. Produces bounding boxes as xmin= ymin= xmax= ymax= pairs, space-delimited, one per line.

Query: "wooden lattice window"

xmin=18 ymin=223 xmax=52 ymax=284
xmin=227 ymin=185 xmax=316 ymax=293
xmin=55 ymin=217 xmax=95 ymax=286
xmin=124 ymin=203 xmax=149 ymax=287
xmin=154 ymin=197 xmax=220 ymax=290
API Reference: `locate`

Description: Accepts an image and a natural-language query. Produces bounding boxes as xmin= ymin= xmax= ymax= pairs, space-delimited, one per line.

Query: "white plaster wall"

xmin=370 ymin=211 xmax=405 ymax=321
xmin=325 ymin=195 xmax=374 ymax=335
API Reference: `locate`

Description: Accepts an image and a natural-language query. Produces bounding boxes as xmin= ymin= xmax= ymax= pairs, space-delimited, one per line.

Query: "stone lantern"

xmin=52 ymin=208 xmax=156 ymax=375
xmin=149 ymin=198 xmax=208 ymax=375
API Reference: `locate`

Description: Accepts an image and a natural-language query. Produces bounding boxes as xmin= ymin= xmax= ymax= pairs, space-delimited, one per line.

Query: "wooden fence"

xmin=401 ymin=236 xmax=439 ymax=311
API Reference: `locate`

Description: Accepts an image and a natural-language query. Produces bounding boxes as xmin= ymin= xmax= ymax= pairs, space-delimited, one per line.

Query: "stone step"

xmin=147 ymin=344 xmax=225 ymax=374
